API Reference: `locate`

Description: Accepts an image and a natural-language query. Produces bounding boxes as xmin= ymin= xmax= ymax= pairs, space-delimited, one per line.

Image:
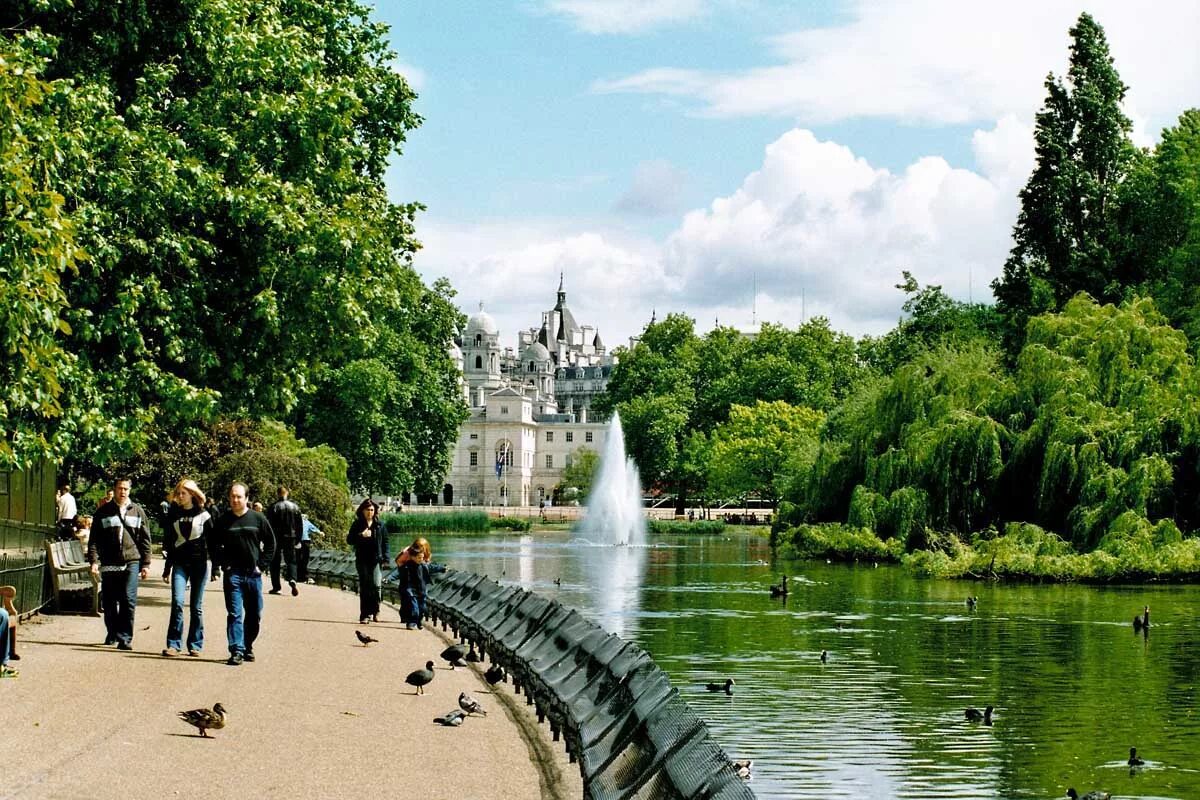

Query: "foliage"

xmin=706 ymin=401 xmax=824 ymax=506
xmin=646 ymin=519 xmax=727 ymax=535
xmin=774 ymin=524 xmax=904 ymax=563
xmin=380 ymin=510 xmax=489 ymax=534
xmin=556 ymin=447 xmax=600 ymax=502
xmin=490 ymin=516 xmax=532 ymax=532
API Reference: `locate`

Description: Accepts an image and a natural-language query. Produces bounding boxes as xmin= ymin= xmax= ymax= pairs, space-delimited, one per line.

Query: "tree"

xmin=707 ymin=401 xmax=824 ymax=508
xmin=993 ymin=12 xmax=1137 ymax=354
xmin=557 ymin=448 xmax=600 ymax=502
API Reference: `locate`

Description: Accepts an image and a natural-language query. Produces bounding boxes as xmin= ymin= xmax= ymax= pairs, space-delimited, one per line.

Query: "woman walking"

xmin=162 ymin=478 xmax=215 ymax=657
xmin=347 ymin=499 xmax=389 ymax=624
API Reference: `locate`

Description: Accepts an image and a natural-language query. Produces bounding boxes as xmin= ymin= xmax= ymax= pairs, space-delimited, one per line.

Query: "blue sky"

xmin=375 ymin=0 xmax=1199 ymax=349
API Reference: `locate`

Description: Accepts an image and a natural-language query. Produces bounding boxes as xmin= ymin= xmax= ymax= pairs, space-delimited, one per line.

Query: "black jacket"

xmin=346 ymin=518 xmax=390 ymax=565
xmin=162 ymin=503 xmax=214 ymax=572
xmin=88 ymin=501 xmax=153 ymax=568
xmin=212 ymin=509 xmax=276 ymax=572
xmin=267 ymin=497 xmax=303 ymax=542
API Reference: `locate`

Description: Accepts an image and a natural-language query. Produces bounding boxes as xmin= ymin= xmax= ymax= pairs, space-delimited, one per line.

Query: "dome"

xmin=522 ymin=341 xmax=551 ymax=363
xmin=465 ymin=307 xmax=498 ymax=337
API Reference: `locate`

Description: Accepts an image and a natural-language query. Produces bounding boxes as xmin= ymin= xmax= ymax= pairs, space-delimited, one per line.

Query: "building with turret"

xmin=440 ymin=279 xmax=620 ymax=507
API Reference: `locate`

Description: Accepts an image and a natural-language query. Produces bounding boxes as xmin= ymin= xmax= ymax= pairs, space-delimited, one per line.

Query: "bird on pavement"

xmin=466 ymin=643 xmax=481 ymax=662
xmin=406 ymin=661 xmax=436 ymax=695
xmin=355 ymin=630 xmax=379 ymax=647
xmin=705 ymin=678 xmax=735 ymax=694
xmin=459 ymin=692 xmax=487 ymax=716
xmin=434 ymin=709 xmax=467 ymax=726
xmin=178 ymin=703 xmax=227 ymax=738
xmin=485 ymin=664 xmax=507 ymax=686
xmin=965 ymin=706 xmax=994 ymax=724
xmin=731 ymin=759 xmax=752 ymax=780
xmin=1128 ymin=746 xmax=1145 ymax=767
xmin=440 ymin=644 xmax=467 ymax=668
xmin=1066 ymin=789 xmax=1110 ymax=800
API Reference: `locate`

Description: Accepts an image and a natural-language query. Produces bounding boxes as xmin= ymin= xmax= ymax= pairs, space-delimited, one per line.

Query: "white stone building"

xmin=440 ymin=280 xmax=619 ymax=507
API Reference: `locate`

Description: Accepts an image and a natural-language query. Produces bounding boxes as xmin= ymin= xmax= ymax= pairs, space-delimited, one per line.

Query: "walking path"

xmin=2 ymin=560 xmax=580 ymax=800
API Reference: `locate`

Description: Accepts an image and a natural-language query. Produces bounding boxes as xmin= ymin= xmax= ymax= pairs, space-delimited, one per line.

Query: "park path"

xmin=2 ymin=559 xmax=580 ymax=800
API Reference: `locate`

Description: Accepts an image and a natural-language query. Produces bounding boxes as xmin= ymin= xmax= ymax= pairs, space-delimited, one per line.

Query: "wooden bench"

xmin=0 ymin=585 xmax=18 ymax=660
xmin=43 ymin=539 xmax=100 ymax=616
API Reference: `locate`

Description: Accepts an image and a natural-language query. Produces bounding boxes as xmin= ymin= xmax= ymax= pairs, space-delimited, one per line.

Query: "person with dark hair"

xmin=346 ymin=499 xmax=389 ymax=624
xmin=55 ymin=482 xmax=77 ymax=540
xmin=87 ymin=478 xmax=152 ymax=649
xmin=266 ymin=486 xmax=303 ymax=597
xmin=211 ymin=482 xmax=275 ymax=666
xmin=161 ymin=479 xmax=215 ymax=657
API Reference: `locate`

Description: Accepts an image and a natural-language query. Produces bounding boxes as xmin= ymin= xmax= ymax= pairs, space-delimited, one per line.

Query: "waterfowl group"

xmin=964 ymin=705 xmax=993 ymax=724
xmin=705 ymin=678 xmax=735 ymax=694
xmin=406 ymin=661 xmax=436 ymax=695
xmin=177 ymin=703 xmax=227 ymax=738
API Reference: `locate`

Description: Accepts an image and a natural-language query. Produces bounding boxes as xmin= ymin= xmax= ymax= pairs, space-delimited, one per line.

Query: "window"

xmin=565 ymin=432 xmax=574 ymax=443
xmin=546 ymin=431 xmax=554 ymax=442
xmin=545 ymin=455 xmax=553 ymax=468
xmin=565 ymin=454 xmax=573 ymax=468
xmin=474 ymin=356 xmax=482 ymax=369
xmin=469 ymin=452 xmax=478 ymax=467
xmin=475 ymin=334 xmax=481 ymax=346
xmin=500 ymin=405 xmax=509 ymax=415
xmin=529 ymin=361 xmax=535 ymax=371
xmin=585 ymin=432 xmax=593 ymax=443
xmin=469 ymin=433 xmax=478 ymax=440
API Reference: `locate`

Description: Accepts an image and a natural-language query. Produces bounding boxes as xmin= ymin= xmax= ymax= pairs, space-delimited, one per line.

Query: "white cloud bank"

xmin=593 ymin=0 xmax=1200 ymax=132
xmin=415 ymin=118 xmax=1034 ymax=344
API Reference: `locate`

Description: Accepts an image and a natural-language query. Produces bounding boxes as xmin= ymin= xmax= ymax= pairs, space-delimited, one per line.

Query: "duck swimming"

xmin=1132 ymin=605 xmax=1150 ymax=631
xmin=964 ymin=705 xmax=993 ymax=724
xmin=1066 ymin=789 xmax=1110 ymax=800
xmin=769 ymin=575 xmax=788 ymax=598
xmin=705 ymin=678 xmax=735 ymax=694
xmin=1128 ymin=746 xmax=1145 ymax=767
xmin=966 ymin=596 xmax=978 ymax=609
xmin=730 ymin=759 xmax=752 ymax=780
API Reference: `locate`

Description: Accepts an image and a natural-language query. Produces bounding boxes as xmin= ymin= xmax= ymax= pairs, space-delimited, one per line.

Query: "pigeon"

xmin=440 ymin=644 xmax=467 ymax=668
xmin=964 ymin=705 xmax=993 ymax=724
xmin=435 ymin=709 xmax=467 ymax=726
xmin=485 ymin=664 xmax=507 ymax=686
xmin=820 ymin=650 xmax=828 ymax=663
xmin=1066 ymin=790 xmax=1110 ymax=800
xmin=1128 ymin=746 xmax=1145 ymax=767
xmin=406 ymin=661 xmax=435 ymax=695
xmin=178 ymin=703 xmax=227 ymax=738
xmin=355 ymin=630 xmax=379 ymax=647
xmin=704 ymin=678 xmax=735 ymax=694
xmin=731 ymin=759 xmax=752 ymax=780
xmin=459 ymin=692 xmax=487 ymax=716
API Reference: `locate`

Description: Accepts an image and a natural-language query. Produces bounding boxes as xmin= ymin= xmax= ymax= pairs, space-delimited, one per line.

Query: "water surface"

xmin=429 ymin=532 xmax=1200 ymax=800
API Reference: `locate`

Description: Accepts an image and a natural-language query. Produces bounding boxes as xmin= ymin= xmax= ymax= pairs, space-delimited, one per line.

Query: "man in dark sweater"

xmin=266 ymin=486 xmax=303 ymax=596
xmin=87 ymin=478 xmax=152 ymax=649
xmin=211 ymin=482 xmax=276 ymax=666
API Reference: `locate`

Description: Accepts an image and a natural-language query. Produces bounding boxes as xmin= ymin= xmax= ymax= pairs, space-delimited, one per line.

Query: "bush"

xmin=491 ymin=516 xmax=532 ymax=531
xmin=647 ymin=519 xmax=727 ymax=535
xmin=381 ymin=511 xmax=490 ymax=534
xmin=776 ymin=523 xmax=903 ymax=562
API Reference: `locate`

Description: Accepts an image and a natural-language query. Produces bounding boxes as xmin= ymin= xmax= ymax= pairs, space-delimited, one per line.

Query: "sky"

xmin=375 ymin=0 xmax=1200 ymax=351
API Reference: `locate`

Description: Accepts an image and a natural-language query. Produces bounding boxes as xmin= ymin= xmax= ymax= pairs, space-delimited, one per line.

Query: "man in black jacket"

xmin=266 ymin=486 xmax=303 ymax=596
xmin=211 ymin=482 xmax=276 ymax=666
xmin=87 ymin=478 xmax=152 ymax=649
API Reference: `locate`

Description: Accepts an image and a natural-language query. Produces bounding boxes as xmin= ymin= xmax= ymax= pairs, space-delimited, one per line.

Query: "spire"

xmin=555 ymin=272 xmax=566 ymax=309
xmin=650 ymin=308 xmax=656 ymax=325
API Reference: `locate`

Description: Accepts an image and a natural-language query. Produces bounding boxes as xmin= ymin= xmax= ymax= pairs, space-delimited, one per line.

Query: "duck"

xmin=466 ymin=643 xmax=481 ymax=662
xmin=1127 ymin=746 xmax=1145 ymax=767
xmin=440 ymin=644 xmax=468 ymax=669
xmin=177 ymin=703 xmax=227 ymax=738
xmin=820 ymin=650 xmax=828 ymax=663
xmin=705 ymin=678 xmax=735 ymax=694
xmin=553 ymin=578 xmax=562 ymax=587
xmin=1132 ymin=605 xmax=1150 ymax=631
xmin=730 ymin=759 xmax=752 ymax=780
xmin=769 ymin=575 xmax=788 ymax=598
xmin=966 ymin=596 xmax=978 ymax=609
xmin=964 ymin=705 xmax=993 ymax=724
xmin=459 ymin=692 xmax=487 ymax=716
xmin=1066 ymin=789 xmax=1110 ymax=800
xmin=485 ymin=664 xmax=507 ymax=686
xmin=355 ymin=630 xmax=379 ymax=647
xmin=406 ymin=660 xmax=436 ymax=695
xmin=434 ymin=709 xmax=466 ymax=726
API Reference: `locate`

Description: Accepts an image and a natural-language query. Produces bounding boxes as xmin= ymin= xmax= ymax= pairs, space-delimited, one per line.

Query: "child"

xmin=395 ymin=537 xmax=431 ymax=630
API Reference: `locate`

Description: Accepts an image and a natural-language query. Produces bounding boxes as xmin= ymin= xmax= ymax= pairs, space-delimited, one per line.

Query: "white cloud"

xmin=415 ymin=120 xmax=1034 ymax=343
xmin=543 ymin=0 xmax=706 ymax=34
xmin=614 ymin=159 xmax=691 ymax=216
xmin=593 ymin=1 xmax=1200 ymax=133
xmin=390 ymin=59 xmax=427 ymax=93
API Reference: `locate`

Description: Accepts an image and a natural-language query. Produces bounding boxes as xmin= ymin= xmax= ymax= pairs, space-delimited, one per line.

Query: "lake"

xmin=426 ymin=531 xmax=1200 ymax=799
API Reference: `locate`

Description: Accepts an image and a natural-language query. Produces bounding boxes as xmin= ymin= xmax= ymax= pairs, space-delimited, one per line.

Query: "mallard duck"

xmin=964 ymin=705 xmax=993 ymax=723
xmin=435 ymin=709 xmax=467 ymax=726
xmin=1132 ymin=605 xmax=1150 ymax=631
xmin=1066 ymin=789 xmax=1110 ymax=800
xmin=177 ymin=703 xmax=227 ymax=738
xmin=406 ymin=661 xmax=435 ymax=695
xmin=769 ymin=575 xmax=788 ymax=598
xmin=731 ymin=759 xmax=752 ymax=780
xmin=440 ymin=644 xmax=467 ymax=668
xmin=705 ymin=678 xmax=735 ymax=694
xmin=485 ymin=664 xmax=507 ymax=685
xmin=355 ymin=630 xmax=379 ymax=647
xmin=1128 ymin=746 xmax=1145 ymax=767
xmin=459 ymin=692 xmax=487 ymax=716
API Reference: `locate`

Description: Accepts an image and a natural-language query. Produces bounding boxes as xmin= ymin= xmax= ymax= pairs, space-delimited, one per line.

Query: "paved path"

xmin=3 ymin=560 xmax=580 ymax=800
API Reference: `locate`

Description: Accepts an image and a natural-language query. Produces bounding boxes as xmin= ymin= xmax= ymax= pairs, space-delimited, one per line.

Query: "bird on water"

xmin=1066 ymin=789 xmax=1110 ymax=800
xmin=406 ymin=661 xmax=435 ymax=695
xmin=1132 ymin=605 xmax=1150 ymax=631
xmin=769 ymin=575 xmax=788 ymax=597
xmin=820 ymin=650 xmax=828 ymax=663
xmin=1127 ymin=746 xmax=1145 ymax=767
xmin=705 ymin=678 xmax=735 ymax=694
xmin=178 ymin=703 xmax=227 ymax=738
xmin=964 ymin=705 xmax=993 ymax=724
xmin=730 ymin=759 xmax=752 ymax=780
xmin=966 ymin=596 xmax=978 ymax=609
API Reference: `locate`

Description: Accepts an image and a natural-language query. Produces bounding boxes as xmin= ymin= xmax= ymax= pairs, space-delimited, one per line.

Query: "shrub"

xmin=647 ymin=519 xmax=726 ymax=535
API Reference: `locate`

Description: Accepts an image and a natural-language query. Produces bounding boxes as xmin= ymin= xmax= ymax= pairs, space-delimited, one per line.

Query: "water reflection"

xmin=573 ymin=539 xmax=647 ymax=639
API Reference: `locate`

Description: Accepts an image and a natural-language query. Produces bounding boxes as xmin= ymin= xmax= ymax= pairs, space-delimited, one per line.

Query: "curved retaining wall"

xmin=308 ymin=551 xmax=755 ymax=800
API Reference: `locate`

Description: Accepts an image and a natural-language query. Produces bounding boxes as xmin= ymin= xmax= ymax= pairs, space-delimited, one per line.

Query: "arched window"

xmin=529 ymin=361 xmax=535 ymax=372
xmin=474 ymin=356 xmax=482 ymax=369
xmin=475 ymin=334 xmax=481 ymax=346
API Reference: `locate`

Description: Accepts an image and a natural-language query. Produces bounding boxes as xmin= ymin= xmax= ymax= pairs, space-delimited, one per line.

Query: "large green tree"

xmin=706 ymin=401 xmax=824 ymax=508
xmin=992 ymin=12 xmax=1138 ymax=354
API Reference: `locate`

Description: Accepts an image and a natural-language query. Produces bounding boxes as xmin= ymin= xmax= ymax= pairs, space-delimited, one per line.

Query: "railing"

xmin=0 ymin=549 xmax=50 ymax=618
xmin=307 ymin=551 xmax=755 ymax=800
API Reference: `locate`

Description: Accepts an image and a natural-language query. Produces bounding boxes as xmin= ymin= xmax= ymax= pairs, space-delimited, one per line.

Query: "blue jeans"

xmin=0 ymin=606 xmax=12 ymax=666
xmin=100 ymin=563 xmax=140 ymax=645
xmin=167 ymin=561 xmax=208 ymax=652
xmin=223 ymin=569 xmax=263 ymax=656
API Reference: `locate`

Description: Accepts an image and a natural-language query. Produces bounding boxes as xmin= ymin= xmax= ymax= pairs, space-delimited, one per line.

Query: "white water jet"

xmin=577 ymin=412 xmax=647 ymax=547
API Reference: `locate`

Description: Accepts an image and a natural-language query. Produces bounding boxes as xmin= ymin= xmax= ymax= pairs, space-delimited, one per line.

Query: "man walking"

xmin=87 ymin=478 xmax=152 ymax=649
xmin=55 ymin=482 xmax=77 ymax=540
xmin=211 ymin=482 xmax=275 ymax=665
xmin=266 ymin=486 xmax=303 ymax=596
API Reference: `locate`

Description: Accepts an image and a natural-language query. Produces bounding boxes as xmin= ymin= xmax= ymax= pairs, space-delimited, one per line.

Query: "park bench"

xmin=43 ymin=539 xmax=100 ymax=616
xmin=0 ymin=585 xmax=19 ymax=660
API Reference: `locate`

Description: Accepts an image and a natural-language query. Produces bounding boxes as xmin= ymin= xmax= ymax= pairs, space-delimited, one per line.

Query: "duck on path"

xmin=406 ymin=661 xmax=436 ymax=695
xmin=964 ymin=705 xmax=993 ymax=724
xmin=705 ymin=678 xmax=735 ymax=694
xmin=485 ymin=664 xmax=507 ymax=686
xmin=440 ymin=644 xmax=469 ymax=669
xmin=1066 ymin=789 xmax=1110 ymax=800
xmin=177 ymin=703 xmax=227 ymax=738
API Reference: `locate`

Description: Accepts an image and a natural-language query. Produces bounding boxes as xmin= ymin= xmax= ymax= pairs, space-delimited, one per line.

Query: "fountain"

xmin=577 ymin=412 xmax=647 ymax=547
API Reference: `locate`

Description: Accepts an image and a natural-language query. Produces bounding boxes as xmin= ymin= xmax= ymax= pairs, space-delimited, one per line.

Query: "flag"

xmin=495 ymin=443 xmax=507 ymax=478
